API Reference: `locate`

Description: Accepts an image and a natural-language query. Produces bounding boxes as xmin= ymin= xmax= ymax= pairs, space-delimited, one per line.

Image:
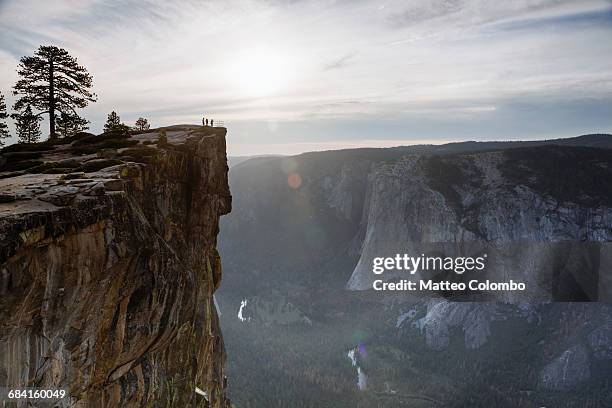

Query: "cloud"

xmin=0 ymin=0 xmax=611 ymax=154
xmin=324 ymin=52 xmax=357 ymax=71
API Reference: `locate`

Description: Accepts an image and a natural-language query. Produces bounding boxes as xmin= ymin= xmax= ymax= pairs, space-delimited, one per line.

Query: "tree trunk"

xmin=49 ymin=60 xmax=56 ymax=139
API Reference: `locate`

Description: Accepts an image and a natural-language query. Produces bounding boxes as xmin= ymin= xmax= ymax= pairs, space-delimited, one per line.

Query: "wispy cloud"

xmin=324 ymin=52 xmax=357 ymax=71
xmin=0 ymin=0 xmax=611 ymax=154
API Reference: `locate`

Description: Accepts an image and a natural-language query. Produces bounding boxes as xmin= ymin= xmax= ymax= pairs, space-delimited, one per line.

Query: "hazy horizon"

xmin=1 ymin=0 xmax=612 ymax=155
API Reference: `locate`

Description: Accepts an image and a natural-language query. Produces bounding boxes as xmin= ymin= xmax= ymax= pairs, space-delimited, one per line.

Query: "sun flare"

xmin=228 ymin=47 xmax=294 ymax=97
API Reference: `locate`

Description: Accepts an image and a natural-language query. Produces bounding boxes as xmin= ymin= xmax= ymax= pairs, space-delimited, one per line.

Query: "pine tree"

xmin=104 ymin=111 xmax=128 ymax=133
xmin=135 ymin=117 xmax=150 ymax=131
xmin=0 ymin=91 xmax=9 ymax=147
xmin=56 ymin=112 xmax=89 ymax=138
xmin=13 ymin=45 xmax=96 ymax=140
xmin=13 ymin=106 xmax=41 ymax=143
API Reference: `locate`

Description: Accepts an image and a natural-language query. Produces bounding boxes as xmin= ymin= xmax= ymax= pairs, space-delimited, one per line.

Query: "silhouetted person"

xmin=211 ymin=119 xmax=214 ymax=127
xmin=202 ymin=117 xmax=205 ymax=126
xmin=206 ymin=118 xmax=209 ymax=126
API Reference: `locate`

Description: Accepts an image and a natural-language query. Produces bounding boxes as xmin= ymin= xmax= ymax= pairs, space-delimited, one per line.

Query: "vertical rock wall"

xmin=0 ymin=129 xmax=231 ymax=407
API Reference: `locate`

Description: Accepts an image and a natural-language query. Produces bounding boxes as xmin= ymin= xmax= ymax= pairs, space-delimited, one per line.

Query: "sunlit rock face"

xmin=0 ymin=126 xmax=232 ymax=407
xmin=397 ymin=299 xmax=540 ymax=350
xmin=346 ymin=148 xmax=612 ymax=302
xmin=412 ymin=300 xmax=505 ymax=350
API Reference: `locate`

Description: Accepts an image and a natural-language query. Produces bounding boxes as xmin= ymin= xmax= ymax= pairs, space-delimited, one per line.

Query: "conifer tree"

xmin=13 ymin=106 xmax=41 ymax=143
xmin=56 ymin=112 xmax=89 ymax=138
xmin=104 ymin=111 xmax=125 ymax=132
xmin=13 ymin=45 xmax=96 ymax=139
xmin=135 ymin=117 xmax=150 ymax=131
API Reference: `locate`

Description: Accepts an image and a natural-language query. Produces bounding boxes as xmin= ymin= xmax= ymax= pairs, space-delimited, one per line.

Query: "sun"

xmin=229 ymin=47 xmax=294 ymax=97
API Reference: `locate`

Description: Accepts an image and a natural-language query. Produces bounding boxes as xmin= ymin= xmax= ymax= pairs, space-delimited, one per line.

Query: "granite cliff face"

xmin=0 ymin=126 xmax=231 ymax=407
xmin=346 ymin=147 xmax=612 ymax=301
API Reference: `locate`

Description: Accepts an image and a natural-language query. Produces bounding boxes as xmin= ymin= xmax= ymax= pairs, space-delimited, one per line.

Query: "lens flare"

xmin=288 ymin=173 xmax=302 ymax=189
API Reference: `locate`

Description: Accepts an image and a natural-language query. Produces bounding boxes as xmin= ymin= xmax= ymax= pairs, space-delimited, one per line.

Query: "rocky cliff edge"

xmin=0 ymin=125 xmax=232 ymax=407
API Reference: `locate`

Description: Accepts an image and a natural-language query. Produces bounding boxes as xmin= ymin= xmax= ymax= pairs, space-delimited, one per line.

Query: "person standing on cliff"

xmin=211 ymin=119 xmax=214 ymax=127
xmin=202 ymin=117 xmax=206 ymax=126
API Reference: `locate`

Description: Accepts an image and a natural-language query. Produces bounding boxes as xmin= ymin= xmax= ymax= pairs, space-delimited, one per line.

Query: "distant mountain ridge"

xmin=233 ymin=133 xmax=612 ymax=177
xmin=228 ymin=154 xmax=284 ymax=168
xmin=294 ymin=132 xmax=612 ymax=159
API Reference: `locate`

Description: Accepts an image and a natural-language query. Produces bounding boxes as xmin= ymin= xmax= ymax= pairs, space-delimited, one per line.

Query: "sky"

xmin=1 ymin=0 xmax=611 ymax=155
